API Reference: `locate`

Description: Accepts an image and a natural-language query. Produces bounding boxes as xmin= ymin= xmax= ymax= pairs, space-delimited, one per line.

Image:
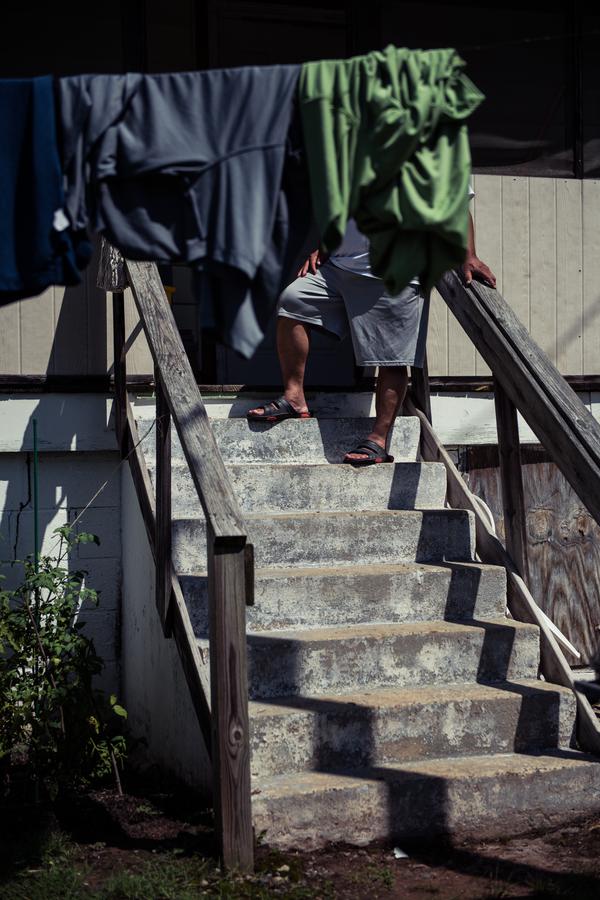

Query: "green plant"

xmin=0 ymin=525 xmax=127 ymax=800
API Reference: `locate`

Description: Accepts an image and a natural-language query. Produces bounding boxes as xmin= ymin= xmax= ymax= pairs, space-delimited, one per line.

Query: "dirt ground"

xmin=1 ymin=780 xmax=600 ymax=899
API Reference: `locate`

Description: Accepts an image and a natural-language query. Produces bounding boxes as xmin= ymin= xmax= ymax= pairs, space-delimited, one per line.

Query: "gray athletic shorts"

xmin=277 ymin=261 xmax=429 ymax=367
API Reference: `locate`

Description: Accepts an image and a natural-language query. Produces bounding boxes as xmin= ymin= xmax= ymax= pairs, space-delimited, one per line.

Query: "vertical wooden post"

xmin=155 ymin=369 xmax=173 ymax=635
xmin=494 ymin=376 xmax=529 ymax=581
xmin=410 ymin=352 xmax=432 ymax=424
xmin=207 ymin=532 xmax=254 ymax=873
xmin=112 ymin=291 xmax=127 ymax=456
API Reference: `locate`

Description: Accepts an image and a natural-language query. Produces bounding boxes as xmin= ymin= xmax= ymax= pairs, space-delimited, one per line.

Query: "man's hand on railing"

xmin=462 ymin=253 xmax=497 ymax=289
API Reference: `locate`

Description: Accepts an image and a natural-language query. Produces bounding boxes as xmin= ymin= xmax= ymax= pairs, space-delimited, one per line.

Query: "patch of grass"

xmin=100 ymin=857 xmax=209 ymax=899
xmin=0 ymin=863 xmax=90 ymax=900
xmin=133 ymin=802 xmax=160 ymax=817
xmin=364 ymin=862 xmax=394 ymax=889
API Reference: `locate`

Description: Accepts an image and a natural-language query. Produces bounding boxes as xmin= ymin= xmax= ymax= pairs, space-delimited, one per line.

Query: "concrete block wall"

xmin=0 ymin=393 xmax=122 ymax=696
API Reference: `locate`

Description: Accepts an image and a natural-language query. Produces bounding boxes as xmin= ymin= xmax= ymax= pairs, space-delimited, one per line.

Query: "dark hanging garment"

xmin=0 ymin=77 xmax=89 ymax=305
xmin=58 ymin=67 xmax=314 ymax=358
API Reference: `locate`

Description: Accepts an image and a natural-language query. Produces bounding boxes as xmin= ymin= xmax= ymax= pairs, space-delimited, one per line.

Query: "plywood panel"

xmin=53 ymin=283 xmax=88 ymax=375
xmin=501 ymin=176 xmax=530 ymax=328
xmin=465 ymin=448 xmax=600 ymax=665
xmin=582 ymin=180 xmax=600 ymax=375
xmin=471 ymin=175 xmax=503 ymax=376
xmin=0 ymin=299 xmax=21 ymax=374
xmin=556 ymin=180 xmax=583 ymax=375
xmin=469 ymin=182 xmax=490 ymax=376
xmin=445 ymin=175 xmax=485 ymax=376
xmin=123 ymin=287 xmax=153 ymax=376
xmin=529 ymin=178 xmax=557 ymax=365
xmin=19 ymin=287 xmax=55 ymax=374
xmin=427 ymin=288 xmax=448 ymax=376
xmin=86 ymin=261 xmax=110 ymax=376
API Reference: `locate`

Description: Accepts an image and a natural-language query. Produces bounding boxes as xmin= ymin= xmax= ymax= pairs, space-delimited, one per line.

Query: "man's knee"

xmin=379 ymin=365 xmax=408 ymax=375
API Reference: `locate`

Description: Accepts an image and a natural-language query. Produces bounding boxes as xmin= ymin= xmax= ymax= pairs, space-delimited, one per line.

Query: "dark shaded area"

xmin=1 ymin=782 xmax=600 ymax=897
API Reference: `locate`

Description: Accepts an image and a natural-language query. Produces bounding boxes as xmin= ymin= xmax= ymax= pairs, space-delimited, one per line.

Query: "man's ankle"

xmin=367 ymin=431 xmax=387 ymax=450
xmin=284 ymin=390 xmax=308 ymax=413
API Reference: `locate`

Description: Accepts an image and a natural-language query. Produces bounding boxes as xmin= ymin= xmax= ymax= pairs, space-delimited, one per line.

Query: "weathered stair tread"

xmin=155 ymin=460 xmax=448 ymax=513
xmin=173 ymin=508 xmax=476 ymax=571
xmin=181 ymin=560 xmax=508 ymax=633
xmin=140 ymin=415 xmax=421 ymax=464
xmin=248 ymin=616 xmax=538 ymax=645
xmin=249 ymin=680 xmax=576 ymax=775
xmin=252 ymin=750 xmax=600 ymax=848
xmin=241 ymin=618 xmax=540 ymax=698
xmin=250 ymin=678 xmax=573 ymax=718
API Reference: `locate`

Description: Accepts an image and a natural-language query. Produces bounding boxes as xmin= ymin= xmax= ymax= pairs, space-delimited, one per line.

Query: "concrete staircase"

xmin=137 ymin=394 xmax=600 ymax=849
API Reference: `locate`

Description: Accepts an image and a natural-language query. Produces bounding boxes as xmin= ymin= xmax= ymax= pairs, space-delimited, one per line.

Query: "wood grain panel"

xmin=465 ymin=449 xmax=600 ymax=666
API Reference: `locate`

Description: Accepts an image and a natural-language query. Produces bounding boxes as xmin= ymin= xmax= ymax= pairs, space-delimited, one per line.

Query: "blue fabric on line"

xmin=58 ymin=68 xmax=314 ymax=358
xmin=0 ymin=76 xmax=90 ymax=304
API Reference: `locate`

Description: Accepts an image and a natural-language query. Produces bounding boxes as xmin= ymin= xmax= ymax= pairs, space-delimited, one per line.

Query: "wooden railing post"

xmin=122 ymin=257 xmax=255 ymax=872
xmin=112 ymin=291 xmax=127 ymax=456
xmin=207 ymin=532 xmax=254 ymax=873
xmin=493 ymin=376 xmax=529 ymax=582
xmin=155 ymin=369 xmax=173 ymax=635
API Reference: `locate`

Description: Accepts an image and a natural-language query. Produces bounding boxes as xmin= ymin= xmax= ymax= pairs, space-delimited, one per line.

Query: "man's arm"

xmin=462 ymin=212 xmax=496 ymax=288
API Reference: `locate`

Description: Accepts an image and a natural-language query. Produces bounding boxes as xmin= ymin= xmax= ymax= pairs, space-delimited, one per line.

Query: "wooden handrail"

xmin=100 ymin=249 xmax=254 ymax=873
xmin=124 ymin=260 xmax=247 ymax=543
xmin=436 ymin=271 xmax=600 ymax=525
xmin=417 ymin=270 xmax=600 ymax=752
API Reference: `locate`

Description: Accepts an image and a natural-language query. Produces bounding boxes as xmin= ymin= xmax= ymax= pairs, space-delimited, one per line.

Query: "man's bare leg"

xmin=345 ymin=365 xmax=408 ymax=461
xmin=247 ymin=317 xmax=311 ymax=416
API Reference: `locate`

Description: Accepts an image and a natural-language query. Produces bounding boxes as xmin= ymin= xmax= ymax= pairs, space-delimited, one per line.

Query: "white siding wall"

xmin=3 ymin=175 xmax=600 ymax=380
xmin=428 ymin=175 xmax=600 ymax=377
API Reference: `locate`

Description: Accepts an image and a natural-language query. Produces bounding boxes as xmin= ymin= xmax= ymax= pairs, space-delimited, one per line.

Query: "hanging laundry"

xmin=0 ymin=77 xmax=90 ymax=305
xmin=58 ymin=68 xmax=315 ymax=358
xmin=299 ymin=46 xmax=484 ymax=295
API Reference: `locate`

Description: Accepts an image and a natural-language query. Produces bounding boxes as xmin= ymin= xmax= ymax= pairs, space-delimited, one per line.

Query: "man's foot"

xmin=246 ymin=396 xmax=310 ymax=421
xmin=343 ymin=437 xmax=393 ymax=465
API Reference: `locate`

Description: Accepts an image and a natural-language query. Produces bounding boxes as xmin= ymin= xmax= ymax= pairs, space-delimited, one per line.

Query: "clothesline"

xmin=459 ymin=27 xmax=600 ymax=53
xmin=0 ymin=46 xmax=483 ymax=359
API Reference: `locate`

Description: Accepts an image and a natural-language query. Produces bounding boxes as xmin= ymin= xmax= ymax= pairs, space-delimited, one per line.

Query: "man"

xmin=248 ymin=198 xmax=495 ymax=464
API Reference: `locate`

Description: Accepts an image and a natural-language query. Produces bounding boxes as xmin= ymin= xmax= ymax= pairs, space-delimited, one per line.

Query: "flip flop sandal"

xmin=343 ymin=439 xmax=394 ymax=466
xmin=246 ymin=396 xmax=311 ymax=422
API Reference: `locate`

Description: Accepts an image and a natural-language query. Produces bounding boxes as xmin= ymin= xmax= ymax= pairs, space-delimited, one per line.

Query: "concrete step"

xmin=135 ymin=391 xmax=394 ymax=421
xmin=181 ymin=561 xmax=507 ymax=635
xmin=251 ymin=750 xmax=600 ymax=849
xmin=234 ymin=618 xmax=541 ymax=700
xmin=249 ymin=680 xmax=576 ymax=777
xmin=139 ymin=415 xmax=421 ymax=465
xmin=150 ymin=461 xmax=448 ymax=515
xmin=172 ymin=508 xmax=476 ymax=573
